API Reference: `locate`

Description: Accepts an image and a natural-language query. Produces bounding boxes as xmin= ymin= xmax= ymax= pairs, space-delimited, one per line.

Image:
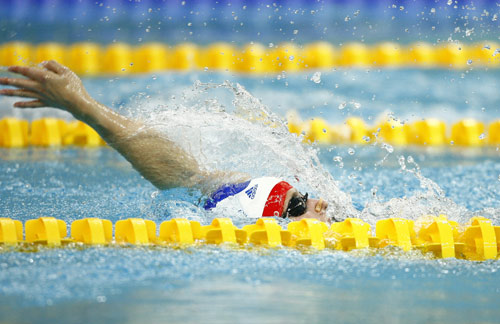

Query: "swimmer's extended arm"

xmin=0 ymin=61 xmax=230 ymax=190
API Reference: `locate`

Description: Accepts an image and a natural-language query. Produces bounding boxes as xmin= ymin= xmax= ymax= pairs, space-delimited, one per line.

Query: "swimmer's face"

xmin=282 ymin=188 xmax=330 ymax=223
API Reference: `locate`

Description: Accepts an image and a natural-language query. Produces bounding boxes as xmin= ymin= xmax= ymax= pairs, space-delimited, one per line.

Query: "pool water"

xmin=1 ymin=69 xmax=500 ymax=323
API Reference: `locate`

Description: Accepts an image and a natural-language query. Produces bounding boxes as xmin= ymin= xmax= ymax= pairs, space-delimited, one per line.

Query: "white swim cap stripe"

xmin=237 ymin=177 xmax=282 ymax=218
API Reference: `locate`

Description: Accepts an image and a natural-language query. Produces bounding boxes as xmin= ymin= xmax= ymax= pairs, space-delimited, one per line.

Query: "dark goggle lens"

xmin=285 ymin=193 xmax=308 ymax=217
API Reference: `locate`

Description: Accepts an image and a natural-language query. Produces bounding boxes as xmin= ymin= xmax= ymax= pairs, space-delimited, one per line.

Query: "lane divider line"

xmin=0 ymin=215 xmax=498 ymax=261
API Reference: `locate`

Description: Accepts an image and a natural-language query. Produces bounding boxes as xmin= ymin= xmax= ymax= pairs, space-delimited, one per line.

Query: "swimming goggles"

xmin=284 ymin=192 xmax=308 ymax=218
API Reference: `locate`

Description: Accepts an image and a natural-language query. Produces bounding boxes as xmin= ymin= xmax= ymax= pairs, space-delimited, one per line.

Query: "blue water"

xmin=1 ymin=69 xmax=500 ymax=323
xmin=0 ymin=145 xmax=499 ymax=323
xmin=0 ymin=0 xmax=499 ymax=44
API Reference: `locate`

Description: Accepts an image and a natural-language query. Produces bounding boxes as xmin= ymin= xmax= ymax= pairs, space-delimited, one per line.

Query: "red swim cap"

xmin=262 ymin=181 xmax=293 ymax=217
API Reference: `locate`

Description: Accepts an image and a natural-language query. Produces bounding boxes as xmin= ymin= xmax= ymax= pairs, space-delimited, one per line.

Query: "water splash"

xmin=131 ymin=81 xmax=358 ymax=221
xmin=360 ymin=154 xmax=475 ymax=226
xmin=310 ymin=72 xmax=322 ymax=84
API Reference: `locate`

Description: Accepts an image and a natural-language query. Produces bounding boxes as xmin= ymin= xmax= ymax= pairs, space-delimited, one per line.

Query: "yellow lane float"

xmin=413 ymin=215 xmax=463 ymax=259
xmin=0 ymin=118 xmax=29 ymax=148
xmin=451 ymin=119 xmax=485 ymax=146
xmin=242 ymin=218 xmax=292 ymax=247
xmin=0 ymin=218 xmax=23 ymax=245
xmin=288 ymin=218 xmax=329 ymax=250
xmin=30 ymin=118 xmax=66 ymax=146
xmin=115 ymin=218 xmax=157 ymax=245
xmin=330 ymin=218 xmax=379 ymax=251
xmin=134 ymin=42 xmax=170 ymax=73
xmin=67 ymin=43 xmax=102 ymax=75
xmin=409 ymin=119 xmax=447 ymax=146
xmin=71 ymin=218 xmax=113 ymax=245
xmin=236 ymin=43 xmax=269 ymax=73
xmin=406 ymin=42 xmax=436 ymax=67
xmin=159 ymin=218 xmax=199 ymax=245
xmin=376 ymin=218 xmax=415 ymax=252
xmin=25 ymin=217 xmax=71 ymax=246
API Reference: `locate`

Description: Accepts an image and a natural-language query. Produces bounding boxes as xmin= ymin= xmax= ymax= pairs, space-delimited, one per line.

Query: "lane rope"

xmin=1 ymin=117 xmax=499 ymax=148
xmin=1 ymin=215 xmax=498 ymax=261
xmin=0 ymin=41 xmax=499 ymax=75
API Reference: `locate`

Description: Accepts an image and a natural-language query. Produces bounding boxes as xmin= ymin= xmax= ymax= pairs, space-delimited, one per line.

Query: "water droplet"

xmin=310 ymin=72 xmax=321 ymax=83
xmin=398 ymin=156 xmax=406 ymax=169
xmin=293 ymin=29 xmax=298 ymax=35
xmin=333 ymin=156 xmax=342 ymax=162
xmin=289 ymin=55 xmax=294 ymax=61
xmin=347 ymin=147 xmax=355 ymax=155
xmin=467 ymin=59 xmax=473 ymax=65
xmin=484 ymin=45 xmax=491 ymax=50
xmin=447 ymin=0 xmax=453 ymax=5
xmin=479 ymin=133 xmax=485 ymax=140
xmin=338 ymin=102 xmax=347 ymax=110
xmin=97 ymin=296 xmax=107 ymax=303
xmin=363 ymin=136 xmax=371 ymax=142
xmin=381 ymin=143 xmax=394 ymax=153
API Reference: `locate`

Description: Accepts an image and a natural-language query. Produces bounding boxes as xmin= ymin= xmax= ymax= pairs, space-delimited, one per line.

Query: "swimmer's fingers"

xmin=0 ymin=76 xmax=41 ymax=92
xmin=13 ymin=99 xmax=46 ymax=108
xmin=0 ymin=88 xmax=42 ymax=100
xmin=7 ymin=65 xmax=55 ymax=82
xmin=40 ymin=60 xmax=67 ymax=75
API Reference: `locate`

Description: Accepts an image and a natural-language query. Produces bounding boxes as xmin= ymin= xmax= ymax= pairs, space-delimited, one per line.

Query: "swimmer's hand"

xmin=0 ymin=61 xmax=93 ymax=119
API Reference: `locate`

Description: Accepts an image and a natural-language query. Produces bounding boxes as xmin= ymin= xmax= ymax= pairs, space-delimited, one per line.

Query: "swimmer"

xmin=0 ymin=61 xmax=329 ymax=222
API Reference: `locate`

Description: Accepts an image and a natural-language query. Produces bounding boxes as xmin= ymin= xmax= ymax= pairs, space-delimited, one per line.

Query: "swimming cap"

xmin=261 ymin=180 xmax=294 ymax=217
xmin=204 ymin=177 xmax=293 ymax=218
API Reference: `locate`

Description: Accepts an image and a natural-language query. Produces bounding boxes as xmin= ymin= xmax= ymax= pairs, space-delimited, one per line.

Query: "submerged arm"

xmin=0 ymin=61 xmax=225 ymax=190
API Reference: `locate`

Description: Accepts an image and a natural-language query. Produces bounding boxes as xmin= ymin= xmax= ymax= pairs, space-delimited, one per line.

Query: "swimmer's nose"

xmin=314 ymin=198 xmax=328 ymax=213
